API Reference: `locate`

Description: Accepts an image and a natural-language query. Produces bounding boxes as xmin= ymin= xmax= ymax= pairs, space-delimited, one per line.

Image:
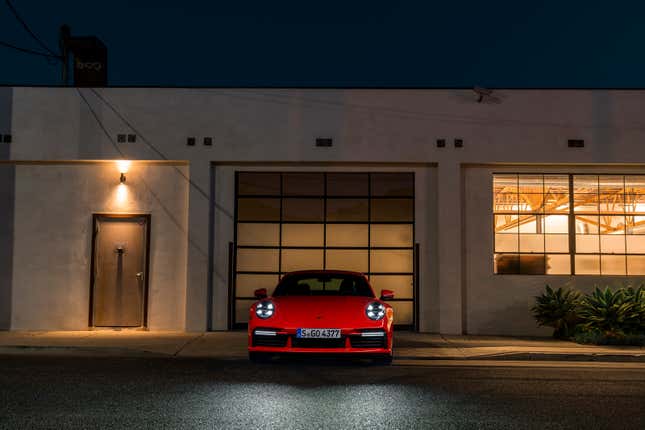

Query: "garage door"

xmin=233 ymin=172 xmax=415 ymax=327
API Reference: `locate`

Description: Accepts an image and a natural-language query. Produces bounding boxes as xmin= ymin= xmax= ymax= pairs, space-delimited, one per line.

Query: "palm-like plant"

xmin=623 ymin=286 xmax=645 ymax=335
xmin=531 ymin=285 xmax=581 ymax=338
xmin=578 ymin=287 xmax=640 ymax=338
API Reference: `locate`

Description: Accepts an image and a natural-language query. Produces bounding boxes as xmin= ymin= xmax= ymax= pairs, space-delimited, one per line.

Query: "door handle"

xmin=136 ymin=272 xmax=144 ymax=281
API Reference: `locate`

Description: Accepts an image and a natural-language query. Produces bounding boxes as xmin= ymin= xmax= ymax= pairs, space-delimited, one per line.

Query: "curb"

xmin=396 ymin=352 xmax=645 ymax=363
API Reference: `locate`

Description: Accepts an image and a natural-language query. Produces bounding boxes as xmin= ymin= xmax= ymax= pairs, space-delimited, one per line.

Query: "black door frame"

xmin=88 ymin=213 xmax=152 ymax=328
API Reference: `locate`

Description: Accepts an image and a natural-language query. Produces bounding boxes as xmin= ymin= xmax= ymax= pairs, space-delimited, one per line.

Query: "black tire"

xmin=249 ymin=352 xmax=272 ymax=363
xmin=374 ymin=354 xmax=393 ymax=365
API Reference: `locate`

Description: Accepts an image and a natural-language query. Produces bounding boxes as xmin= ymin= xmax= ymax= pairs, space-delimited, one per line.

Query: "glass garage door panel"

xmin=234 ymin=172 xmax=415 ymax=326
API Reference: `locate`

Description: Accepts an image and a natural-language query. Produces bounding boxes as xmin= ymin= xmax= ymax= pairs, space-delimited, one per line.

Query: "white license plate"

xmin=296 ymin=328 xmax=341 ymax=339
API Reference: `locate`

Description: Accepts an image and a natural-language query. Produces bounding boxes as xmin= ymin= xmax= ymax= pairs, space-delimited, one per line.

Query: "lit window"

xmin=494 ymin=173 xmax=645 ymax=275
xmin=494 ymin=174 xmax=570 ymax=274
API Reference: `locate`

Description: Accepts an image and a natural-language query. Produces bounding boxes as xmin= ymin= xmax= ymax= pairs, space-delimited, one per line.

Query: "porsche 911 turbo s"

xmin=248 ymin=270 xmax=394 ymax=364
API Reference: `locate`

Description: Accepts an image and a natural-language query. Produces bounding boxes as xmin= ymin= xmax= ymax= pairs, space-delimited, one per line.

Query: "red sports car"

xmin=248 ymin=270 xmax=394 ymax=364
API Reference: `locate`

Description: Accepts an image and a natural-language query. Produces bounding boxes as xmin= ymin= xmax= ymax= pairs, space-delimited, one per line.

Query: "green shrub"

xmin=623 ymin=286 xmax=645 ymax=334
xmin=531 ymin=285 xmax=581 ymax=339
xmin=578 ymin=287 xmax=641 ymax=338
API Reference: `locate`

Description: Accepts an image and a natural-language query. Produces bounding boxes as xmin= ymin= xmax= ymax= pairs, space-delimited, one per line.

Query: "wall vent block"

xmin=315 ymin=138 xmax=333 ymax=147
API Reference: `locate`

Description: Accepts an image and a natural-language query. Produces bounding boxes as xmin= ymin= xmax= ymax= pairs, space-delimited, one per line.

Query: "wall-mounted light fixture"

xmin=116 ymin=160 xmax=131 ymax=184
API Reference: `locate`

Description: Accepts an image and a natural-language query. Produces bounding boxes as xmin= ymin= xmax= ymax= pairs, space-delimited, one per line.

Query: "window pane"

xmin=573 ymin=193 xmax=599 ymax=212
xmin=599 ymin=194 xmax=625 ymax=213
xmin=237 ymin=249 xmax=279 ymax=272
xmin=546 ymin=254 xmax=571 ymax=274
xmin=371 ymin=250 xmax=413 ymax=273
xmin=369 ymin=275 xmax=413 ymax=299
xmin=238 ymin=198 xmax=280 ymax=221
xmin=626 ymin=235 xmax=645 ymax=254
xmin=238 ymin=173 xmax=280 ymax=196
xmin=327 ymin=173 xmax=368 ymax=196
xmin=600 ymin=235 xmax=625 ymax=254
xmin=574 ymin=175 xmax=598 ymax=193
xmin=495 ymin=234 xmax=518 ymax=253
xmin=282 ymin=173 xmax=324 ymax=196
xmin=627 ymin=256 xmax=645 ymax=275
xmin=544 ymin=175 xmax=569 ymax=194
xmin=575 ymin=255 xmax=600 ymax=275
xmin=519 ymin=234 xmax=544 ymax=253
xmin=495 ymin=214 xmax=519 ymax=233
xmin=371 ymin=199 xmax=414 ymax=222
xmin=236 ymin=274 xmax=279 ymax=298
xmin=601 ymin=255 xmax=626 ymax=275
xmin=494 ymin=193 xmax=519 ymax=212
xmin=576 ymin=235 xmax=599 ymax=253
xmin=326 ymin=250 xmax=368 ymax=272
xmin=598 ymin=175 xmax=624 ymax=194
xmin=518 ymin=215 xmax=540 ymax=233
xmin=625 ymin=176 xmax=645 ymax=194
xmin=326 ymin=199 xmax=368 ymax=222
xmin=575 ymin=215 xmax=599 ymax=234
xmin=371 ymin=224 xmax=413 ymax=247
xmin=518 ymin=194 xmax=545 ymax=213
xmin=390 ymin=301 xmax=414 ymax=325
xmin=495 ymin=253 xmax=519 ymax=274
xmin=326 ymin=224 xmax=368 ymax=247
xmin=544 ymin=191 xmax=569 ymax=213
xmin=281 ymin=249 xmax=323 ymax=272
xmin=494 ymin=174 xmax=518 ymax=194
xmin=235 ymin=299 xmax=255 ymax=323
xmin=544 ymin=215 xmax=568 ymax=233
xmin=520 ymin=255 xmax=546 ymax=274
xmin=282 ymin=198 xmax=324 ymax=222
xmin=599 ymin=215 xmax=625 ymax=234
xmin=625 ymin=195 xmax=645 ymax=214
xmin=545 ymin=234 xmax=568 ymax=252
xmin=628 ymin=215 xmax=645 ymax=234
xmin=237 ymin=223 xmax=279 ymax=246
xmin=518 ymin=175 xmax=543 ymax=194
xmin=282 ymin=224 xmax=324 ymax=247
xmin=371 ymin=173 xmax=414 ymax=197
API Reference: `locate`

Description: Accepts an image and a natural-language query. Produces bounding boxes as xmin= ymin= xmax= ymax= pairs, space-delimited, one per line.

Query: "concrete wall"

xmin=7 ymin=87 xmax=645 ymax=334
xmin=10 ymin=162 xmax=188 ymax=330
xmin=0 ymin=88 xmax=13 ymax=329
xmin=464 ymin=165 xmax=645 ymax=336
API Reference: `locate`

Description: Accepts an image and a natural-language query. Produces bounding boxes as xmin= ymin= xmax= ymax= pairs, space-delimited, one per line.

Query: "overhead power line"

xmin=5 ymin=0 xmax=59 ymax=57
xmin=0 ymin=39 xmax=60 ymax=58
xmin=75 ymin=88 xmax=208 ymax=258
xmin=88 ymin=88 xmax=211 ymax=201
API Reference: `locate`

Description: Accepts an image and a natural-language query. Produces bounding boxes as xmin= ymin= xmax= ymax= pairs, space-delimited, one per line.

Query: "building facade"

xmin=1 ymin=87 xmax=644 ymax=335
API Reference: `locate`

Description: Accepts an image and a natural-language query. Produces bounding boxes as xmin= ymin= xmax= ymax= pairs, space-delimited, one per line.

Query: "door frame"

xmin=88 ymin=213 xmax=152 ymax=328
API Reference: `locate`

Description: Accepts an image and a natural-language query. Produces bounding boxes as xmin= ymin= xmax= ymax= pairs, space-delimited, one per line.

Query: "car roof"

xmin=282 ymin=269 xmax=367 ymax=277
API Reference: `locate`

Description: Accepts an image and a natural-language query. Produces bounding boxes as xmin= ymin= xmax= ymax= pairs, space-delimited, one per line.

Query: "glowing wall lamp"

xmin=116 ymin=160 xmax=131 ymax=184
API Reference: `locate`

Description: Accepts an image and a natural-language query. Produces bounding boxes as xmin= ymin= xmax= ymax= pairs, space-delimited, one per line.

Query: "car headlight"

xmin=255 ymin=300 xmax=275 ymax=319
xmin=366 ymin=302 xmax=386 ymax=320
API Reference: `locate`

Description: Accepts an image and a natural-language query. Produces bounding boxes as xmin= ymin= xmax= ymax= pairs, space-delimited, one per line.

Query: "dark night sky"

xmin=0 ymin=0 xmax=642 ymax=87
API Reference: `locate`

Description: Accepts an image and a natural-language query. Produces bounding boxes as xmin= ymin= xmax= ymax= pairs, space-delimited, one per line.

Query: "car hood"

xmin=270 ymin=295 xmax=377 ymax=326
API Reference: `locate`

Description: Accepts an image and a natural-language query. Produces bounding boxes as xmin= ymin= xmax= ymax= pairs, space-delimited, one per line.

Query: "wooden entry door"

xmin=90 ymin=215 xmax=150 ymax=327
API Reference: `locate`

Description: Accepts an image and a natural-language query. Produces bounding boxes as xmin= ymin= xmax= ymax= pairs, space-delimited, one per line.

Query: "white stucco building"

xmin=1 ymin=86 xmax=644 ymax=335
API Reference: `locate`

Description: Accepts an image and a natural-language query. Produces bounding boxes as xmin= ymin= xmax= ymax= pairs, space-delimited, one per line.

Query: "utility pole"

xmin=59 ymin=24 xmax=70 ymax=85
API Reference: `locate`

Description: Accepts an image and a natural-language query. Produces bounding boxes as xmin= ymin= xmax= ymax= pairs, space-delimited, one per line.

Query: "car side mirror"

xmin=380 ymin=289 xmax=394 ymax=300
xmin=254 ymin=288 xmax=268 ymax=299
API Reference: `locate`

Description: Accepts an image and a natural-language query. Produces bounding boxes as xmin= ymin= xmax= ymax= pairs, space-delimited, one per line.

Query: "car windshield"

xmin=273 ymin=274 xmax=374 ymax=297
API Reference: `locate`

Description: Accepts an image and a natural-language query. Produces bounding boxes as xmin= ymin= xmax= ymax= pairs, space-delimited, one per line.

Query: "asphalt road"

xmin=0 ymin=356 xmax=644 ymax=430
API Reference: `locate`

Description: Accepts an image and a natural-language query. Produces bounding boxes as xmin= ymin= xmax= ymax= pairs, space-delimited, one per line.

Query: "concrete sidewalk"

xmin=0 ymin=330 xmax=643 ymax=362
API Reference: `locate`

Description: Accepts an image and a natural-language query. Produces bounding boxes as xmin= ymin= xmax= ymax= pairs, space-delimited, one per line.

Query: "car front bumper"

xmin=248 ymin=328 xmax=393 ymax=355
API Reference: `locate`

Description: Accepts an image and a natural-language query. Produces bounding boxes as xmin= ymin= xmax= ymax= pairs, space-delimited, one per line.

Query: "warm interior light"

xmin=116 ymin=160 xmax=131 ymax=174
xmin=116 ymin=183 xmax=128 ymax=204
